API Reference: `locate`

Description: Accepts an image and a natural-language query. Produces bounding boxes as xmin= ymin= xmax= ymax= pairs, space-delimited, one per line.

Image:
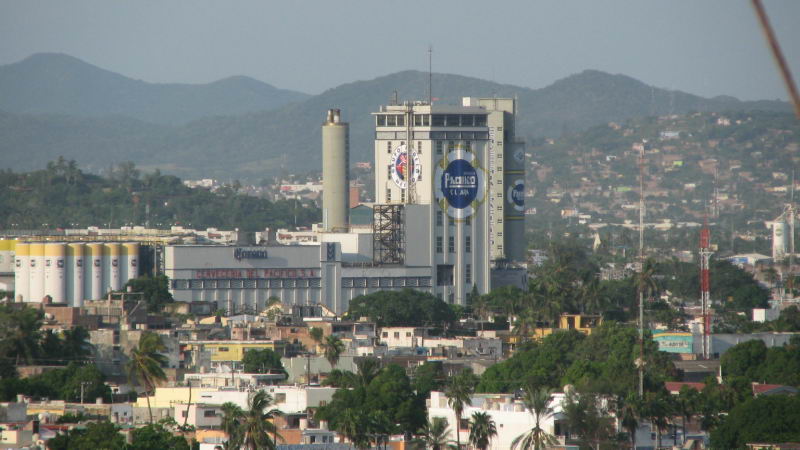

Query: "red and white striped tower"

xmin=700 ymin=222 xmax=713 ymax=359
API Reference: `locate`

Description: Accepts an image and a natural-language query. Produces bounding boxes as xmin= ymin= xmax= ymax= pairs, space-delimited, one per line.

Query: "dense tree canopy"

xmin=710 ymin=395 xmax=800 ymax=449
xmin=241 ymin=348 xmax=286 ymax=376
xmin=721 ymin=338 xmax=800 ymax=388
xmin=344 ymin=289 xmax=456 ymax=327
xmin=124 ymin=275 xmax=174 ymax=312
xmin=0 ymin=159 xmax=319 ymax=231
xmin=477 ymin=322 xmax=675 ymax=396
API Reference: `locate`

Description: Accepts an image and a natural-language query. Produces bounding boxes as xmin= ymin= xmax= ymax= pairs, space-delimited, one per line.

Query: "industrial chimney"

xmin=322 ymin=109 xmax=349 ymax=232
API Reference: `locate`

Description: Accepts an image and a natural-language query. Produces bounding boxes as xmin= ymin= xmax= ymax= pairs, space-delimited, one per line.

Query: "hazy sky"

xmin=2 ymin=0 xmax=799 ymax=101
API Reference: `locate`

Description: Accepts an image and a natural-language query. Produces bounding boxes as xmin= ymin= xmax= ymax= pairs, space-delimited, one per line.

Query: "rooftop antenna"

xmin=428 ymin=45 xmax=433 ymax=105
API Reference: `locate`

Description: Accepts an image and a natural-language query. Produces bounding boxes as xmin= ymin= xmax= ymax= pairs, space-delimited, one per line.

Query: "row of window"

xmin=377 ymin=131 xmax=489 ymax=141
xmin=376 ymin=114 xmax=488 ymax=127
xmin=172 ymin=278 xmax=322 ymax=290
xmin=435 ymin=236 xmax=471 ymax=253
xmin=436 ymin=211 xmax=471 ymax=226
xmin=341 ymin=277 xmax=433 ymax=288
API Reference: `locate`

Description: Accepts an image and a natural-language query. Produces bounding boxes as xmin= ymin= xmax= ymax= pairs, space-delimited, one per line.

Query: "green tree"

xmin=124 ymin=275 xmax=174 ymax=312
xmin=710 ymin=395 xmax=800 ymax=449
xmin=562 ymin=390 xmax=614 ymax=450
xmin=445 ymin=369 xmax=478 ymax=450
xmin=344 ymin=289 xmax=456 ymax=327
xmin=129 ymin=421 xmax=191 ymax=450
xmin=468 ymin=411 xmax=497 ymax=450
xmin=60 ymin=363 xmax=111 ymax=403
xmin=239 ymin=391 xmax=282 ymax=450
xmin=0 ymin=305 xmax=43 ymax=364
xmin=321 ymin=335 xmax=345 ymax=371
xmin=414 ymin=416 xmax=453 ymax=450
xmin=126 ymin=332 xmax=168 ymax=423
xmin=241 ymin=348 xmax=285 ymax=376
xmin=309 ymin=327 xmax=324 ymax=352
xmin=61 ymin=326 xmax=93 ymax=361
xmin=511 ymin=385 xmax=557 ymax=450
xmin=47 ymin=421 xmax=126 ymax=450
xmin=220 ymin=402 xmax=245 ymax=449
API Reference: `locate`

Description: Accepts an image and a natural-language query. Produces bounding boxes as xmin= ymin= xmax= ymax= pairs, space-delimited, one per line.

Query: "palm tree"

xmin=241 ymin=390 xmax=283 ymax=450
xmin=675 ymin=387 xmax=698 ymax=446
xmin=337 ymin=408 xmax=371 ymax=450
xmin=642 ymin=392 xmax=671 ymax=450
xmin=512 ymin=385 xmax=557 ymax=450
xmin=322 ymin=335 xmax=345 ymax=370
xmin=0 ymin=307 xmax=42 ymax=365
xmin=221 ymin=402 xmax=245 ymax=449
xmin=468 ymin=412 xmax=497 ymax=450
xmin=445 ymin=370 xmax=476 ymax=450
xmin=615 ymin=394 xmax=640 ymax=449
xmin=355 ymin=357 xmax=381 ymax=387
xmin=62 ymin=326 xmax=93 ymax=360
xmin=415 ymin=416 xmax=453 ymax=450
xmin=470 ymin=291 xmax=491 ymax=331
xmin=125 ymin=331 xmax=168 ymax=423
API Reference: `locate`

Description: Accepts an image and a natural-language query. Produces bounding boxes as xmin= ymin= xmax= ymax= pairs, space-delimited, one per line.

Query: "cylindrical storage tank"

xmin=122 ymin=242 xmax=140 ymax=284
xmin=0 ymin=240 xmax=14 ymax=274
xmin=14 ymin=242 xmax=30 ymax=303
xmin=44 ymin=243 xmax=66 ymax=304
xmin=105 ymin=243 xmax=121 ymax=292
xmin=29 ymin=242 xmax=45 ymax=303
xmin=87 ymin=243 xmax=104 ymax=300
xmin=503 ymin=141 xmax=526 ymax=263
xmin=67 ymin=243 xmax=85 ymax=307
xmin=322 ymin=109 xmax=350 ymax=232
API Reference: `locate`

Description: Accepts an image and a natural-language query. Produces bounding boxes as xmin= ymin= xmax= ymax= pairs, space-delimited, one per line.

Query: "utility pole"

xmin=637 ymin=142 xmax=646 ymax=398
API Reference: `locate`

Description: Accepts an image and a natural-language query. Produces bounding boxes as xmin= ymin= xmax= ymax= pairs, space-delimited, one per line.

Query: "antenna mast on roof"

xmin=428 ymin=45 xmax=433 ymax=105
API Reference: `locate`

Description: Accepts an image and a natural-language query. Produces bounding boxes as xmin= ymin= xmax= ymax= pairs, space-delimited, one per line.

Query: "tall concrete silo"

xmin=87 ymin=243 xmax=104 ymax=300
xmin=14 ymin=242 xmax=30 ymax=302
xmin=29 ymin=243 xmax=45 ymax=302
xmin=105 ymin=243 xmax=121 ymax=292
xmin=44 ymin=242 xmax=66 ymax=304
xmin=67 ymin=243 xmax=85 ymax=307
xmin=322 ymin=109 xmax=349 ymax=232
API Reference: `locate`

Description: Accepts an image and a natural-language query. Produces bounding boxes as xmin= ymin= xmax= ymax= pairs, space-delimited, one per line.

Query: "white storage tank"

xmin=29 ymin=242 xmax=45 ymax=303
xmin=44 ymin=242 xmax=66 ymax=304
xmin=105 ymin=243 xmax=121 ymax=292
xmin=122 ymin=242 xmax=139 ymax=284
xmin=67 ymin=243 xmax=85 ymax=307
xmin=87 ymin=243 xmax=104 ymax=300
xmin=14 ymin=242 xmax=30 ymax=303
xmin=773 ymin=218 xmax=788 ymax=260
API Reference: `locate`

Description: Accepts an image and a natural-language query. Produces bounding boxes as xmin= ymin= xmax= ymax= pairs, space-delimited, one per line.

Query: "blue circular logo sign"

xmin=441 ymin=159 xmax=479 ymax=209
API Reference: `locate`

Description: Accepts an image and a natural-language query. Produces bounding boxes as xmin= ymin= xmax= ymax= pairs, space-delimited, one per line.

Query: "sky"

xmin=1 ymin=0 xmax=799 ymax=101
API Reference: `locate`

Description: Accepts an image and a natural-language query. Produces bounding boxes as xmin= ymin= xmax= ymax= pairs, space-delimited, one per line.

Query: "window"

xmin=387 ymin=141 xmax=392 ymax=153
xmin=386 ymin=188 xmax=392 ymax=202
xmin=466 ymin=264 xmax=472 ymax=284
xmin=436 ymin=211 xmax=443 ymax=226
xmin=382 ymin=331 xmax=388 ymax=338
xmin=464 ymin=216 xmax=471 ymax=226
xmin=377 ymin=115 xmax=386 ymax=126
xmin=414 ymin=115 xmax=422 ymax=126
xmin=275 ymin=393 xmax=286 ymax=402
xmin=406 ymin=332 xmax=411 ymax=337
xmin=397 ymin=115 xmax=405 ymax=126
xmin=465 ymin=236 xmax=471 ymax=253
xmin=446 ymin=115 xmax=459 ymax=126
xmin=436 ymin=141 xmax=443 ymax=155
xmin=394 ymin=332 xmax=400 ymax=338
xmin=465 ymin=141 xmax=472 ymax=151
xmin=417 ymin=141 xmax=422 ymax=153
xmin=204 ymin=410 xmax=217 ymax=417
xmin=387 ymin=165 xmax=392 ymax=179
xmin=401 ymin=189 xmax=405 ymax=202
xmin=448 ymin=236 xmax=455 ymax=253
xmin=182 ymin=411 xmax=187 ymax=418
xmin=475 ymin=115 xmax=487 ymax=126
xmin=432 ymin=115 xmax=445 ymax=126
xmin=448 ymin=141 xmax=455 ymax=152
xmin=461 ymin=115 xmax=474 ymax=126
xmin=386 ymin=115 xmax=396 ymax=126
xmin=436 ymin=237 xmax=443 ymax=253
xmin=217 ymin=347 xmax=229 ymax=352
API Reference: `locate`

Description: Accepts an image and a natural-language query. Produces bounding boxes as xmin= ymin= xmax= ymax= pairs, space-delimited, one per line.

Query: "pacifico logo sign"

xmin=435 ymin=146 xmax=486 ymax=220
xmin=507 ymin=179 xmax=525 ymax=212
xmin=233 ymin=247 xmax=269 ymax=261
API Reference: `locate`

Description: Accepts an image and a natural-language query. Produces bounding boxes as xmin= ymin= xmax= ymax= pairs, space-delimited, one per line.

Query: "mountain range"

xmin=0 ymin=53 xmax=791 ymax=180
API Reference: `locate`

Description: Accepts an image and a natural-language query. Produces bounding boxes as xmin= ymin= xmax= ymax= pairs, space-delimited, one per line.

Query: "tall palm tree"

xmin=125 ymin=331 xmax=168 ymax=424
xmin=240 ymin=390 xmax=283 ymax=450
xmin=415 ymin=416 xmax=453 ymax=450
xmin=471 ymin=292 xmax=491 ymax=331
xmin=221 ymin=402 xmax=245 ymax=449
xmin=512 ymin=385 xmax=557 ymax=450
xmin=337 ymin=408 xmax=371 ymax=450
xmin=642 ymin=392 xmax=671 ymax=450
xmin=445 ymin=370 xmax=476 ymax=450
xmin=675 ymin=387 xmax=698 ymax=446
xmin=355 ymin=357 xmax=381 ymax=387
xmin=468 ymin=411 xmax=497 ymax=450
xmin=0 ymin=307 xmax=42 ymax=365
xmin=615 ymin=394 xmax=640 ymax=449
xmin=322 ymin=335 xmax=345 ymax=370
xmin=309 ymin=327 xmax=324 ymax=353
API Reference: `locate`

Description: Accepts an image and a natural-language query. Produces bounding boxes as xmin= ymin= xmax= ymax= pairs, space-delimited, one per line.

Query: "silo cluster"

xmin=12 ymin=241 xmax=139 ymax=306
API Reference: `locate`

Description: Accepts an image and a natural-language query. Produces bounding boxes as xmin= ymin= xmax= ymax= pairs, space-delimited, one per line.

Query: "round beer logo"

xmin=507 ymin=179 xmax=525 ymax=211
xmin=391 ymin=144 xmax=421 ymax=189
xmin=435 ymin=146 xmax=486 ymax=220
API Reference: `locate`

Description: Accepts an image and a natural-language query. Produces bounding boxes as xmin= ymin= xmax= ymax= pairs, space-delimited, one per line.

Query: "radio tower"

xmin=700 ymin=218 xmax=713 ymax=359
xmin=637 ymin=142 xmax=646 ymax=397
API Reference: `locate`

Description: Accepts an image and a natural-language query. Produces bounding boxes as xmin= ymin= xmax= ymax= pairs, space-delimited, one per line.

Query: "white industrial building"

xmin=166 ymin=99 xmax=527 ymax=314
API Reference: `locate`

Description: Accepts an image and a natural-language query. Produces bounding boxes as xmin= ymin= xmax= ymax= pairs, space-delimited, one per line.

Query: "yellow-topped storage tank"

xmin=87 ymin=243 xmax=104 ymax=300
xmin=14 ymin=242 xmax=30 ymax=302
xmin=67 ymin=243 xmax=85 ymax=306
xmin=44 ymin=243 xmax=66 ymax=304
xmin=29 ymin=243 xmax=45 ymax=302
xmin=105 ymin=243 xmax=121 ymax=292
xmin=122 ymin=242 xmax=139 ymax=284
